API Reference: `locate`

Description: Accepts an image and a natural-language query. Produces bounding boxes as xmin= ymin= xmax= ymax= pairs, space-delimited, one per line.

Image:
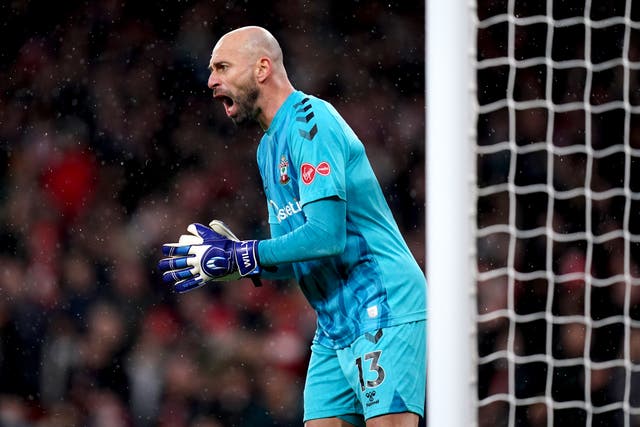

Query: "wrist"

xmin=234 ymin=240 xmax=260 ymax=276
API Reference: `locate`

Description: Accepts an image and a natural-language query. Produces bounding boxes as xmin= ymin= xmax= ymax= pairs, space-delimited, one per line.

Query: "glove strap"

xmin=234 ymin=240 xmax=260 ymax=277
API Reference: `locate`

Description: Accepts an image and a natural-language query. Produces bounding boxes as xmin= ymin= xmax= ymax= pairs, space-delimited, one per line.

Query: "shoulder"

xmin=287 ymin=94 xmax=345 ymax=143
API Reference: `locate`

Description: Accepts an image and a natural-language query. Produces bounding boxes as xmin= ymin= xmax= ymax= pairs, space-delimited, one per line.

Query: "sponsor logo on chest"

xmin=269 ymin=199 xmax=303 ymax=222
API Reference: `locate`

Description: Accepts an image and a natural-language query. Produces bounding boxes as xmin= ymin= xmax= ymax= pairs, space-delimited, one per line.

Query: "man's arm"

xmin=258 ymin=196 xmax=347 ymax=266
xmin=158 ymin=197 xmax=346 ymax=291
xmin=258 ymin=221 xmax=295 ymax=280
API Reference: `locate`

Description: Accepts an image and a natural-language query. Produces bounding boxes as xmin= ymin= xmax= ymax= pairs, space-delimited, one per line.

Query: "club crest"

xmin=279 ymin=155 xmax=290 ymax=185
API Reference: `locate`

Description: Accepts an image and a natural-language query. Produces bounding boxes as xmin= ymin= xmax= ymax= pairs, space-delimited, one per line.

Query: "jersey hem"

xmin=313 ymin=310 xmax=427 ymax=349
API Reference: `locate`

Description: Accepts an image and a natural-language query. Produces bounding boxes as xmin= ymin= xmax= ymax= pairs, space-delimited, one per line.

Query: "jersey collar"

xmin=265 ymin=90 xmax=305 ymax=136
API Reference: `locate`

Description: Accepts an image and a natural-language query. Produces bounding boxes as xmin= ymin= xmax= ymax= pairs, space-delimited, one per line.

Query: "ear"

xmin=255 ymin=57 xmax=272 ymax=83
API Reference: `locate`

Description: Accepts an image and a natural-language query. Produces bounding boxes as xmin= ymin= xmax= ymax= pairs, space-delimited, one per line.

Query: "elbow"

xmin=327 ymin=233 xmax=346 ymax=257
xmin=320 ymin=226 xmax=346 ymax=257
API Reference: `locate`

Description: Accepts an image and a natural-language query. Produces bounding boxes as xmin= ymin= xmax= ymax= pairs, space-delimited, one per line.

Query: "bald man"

xmin=160 ymin=26 xmax=427 ymax=427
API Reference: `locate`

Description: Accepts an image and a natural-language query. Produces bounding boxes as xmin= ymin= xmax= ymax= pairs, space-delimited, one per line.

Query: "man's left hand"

xmin=158 ymin=223 xmax=260 ymax=293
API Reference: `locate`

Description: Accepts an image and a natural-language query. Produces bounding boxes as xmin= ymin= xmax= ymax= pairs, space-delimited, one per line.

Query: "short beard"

xmin=230 ymin=85 xmax=260 ymax=127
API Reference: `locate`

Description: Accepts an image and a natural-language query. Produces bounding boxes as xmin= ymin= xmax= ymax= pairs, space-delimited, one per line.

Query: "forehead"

xmin=209 ymin=34 xmax=245 ymax=67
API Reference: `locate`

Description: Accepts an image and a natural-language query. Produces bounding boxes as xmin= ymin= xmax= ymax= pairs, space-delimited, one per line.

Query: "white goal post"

xmin=426 ymin=0 xmax=476 ymax=426
xmin=427 ymin=0 xmax=640 ymax=426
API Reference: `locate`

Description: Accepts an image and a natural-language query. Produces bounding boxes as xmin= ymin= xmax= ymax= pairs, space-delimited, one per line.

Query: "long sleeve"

xmin=257 ymin=197 xmax=347 ymax=268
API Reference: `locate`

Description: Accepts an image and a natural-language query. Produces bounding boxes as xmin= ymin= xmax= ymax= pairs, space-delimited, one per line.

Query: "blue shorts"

xmin=303 ymin=320 xmax=426 ymax=425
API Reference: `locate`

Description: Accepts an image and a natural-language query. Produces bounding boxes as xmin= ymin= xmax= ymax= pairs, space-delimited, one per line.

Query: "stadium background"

xmin=0 ymin=1 xmax=425 ymax=426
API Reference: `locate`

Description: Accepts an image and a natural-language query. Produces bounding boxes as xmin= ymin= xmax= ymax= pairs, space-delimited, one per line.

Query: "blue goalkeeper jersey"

xmin=257 ymin=90 xmax=427 ymax=349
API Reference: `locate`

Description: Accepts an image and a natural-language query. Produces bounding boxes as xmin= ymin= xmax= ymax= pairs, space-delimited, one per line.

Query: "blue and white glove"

xmin=158 ymin=220 xmax=261 ymax=293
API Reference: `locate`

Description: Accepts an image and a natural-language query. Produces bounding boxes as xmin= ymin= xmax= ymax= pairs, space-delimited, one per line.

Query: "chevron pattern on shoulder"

xmin=294 ymin=97 xmax=318 ymax=141
xmin=298 ymin=124 xmax=318 ymax=141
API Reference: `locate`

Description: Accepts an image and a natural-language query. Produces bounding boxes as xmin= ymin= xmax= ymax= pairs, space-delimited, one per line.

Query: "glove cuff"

xmin=234 ymin=240 xmax=260 ymax=276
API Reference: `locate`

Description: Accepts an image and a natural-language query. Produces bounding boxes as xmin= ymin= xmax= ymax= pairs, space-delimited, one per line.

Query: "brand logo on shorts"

xmin=365 ymin=390 xmax=379 ymax=407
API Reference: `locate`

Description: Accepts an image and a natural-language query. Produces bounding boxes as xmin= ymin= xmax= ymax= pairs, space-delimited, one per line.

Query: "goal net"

xmin=475 ymin=1 xmax=640 ymax=426
xmin=428 ymin=1 xmax=640 ymax=426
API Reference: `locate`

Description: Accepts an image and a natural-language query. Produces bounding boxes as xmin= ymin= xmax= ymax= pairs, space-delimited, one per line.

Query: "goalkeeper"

xmin=158 ymin=26 xmax=427 ymax=427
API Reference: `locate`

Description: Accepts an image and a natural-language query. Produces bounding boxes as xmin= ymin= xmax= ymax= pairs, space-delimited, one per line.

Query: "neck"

xmin=257 ymin=80 xmax=295 ymax=130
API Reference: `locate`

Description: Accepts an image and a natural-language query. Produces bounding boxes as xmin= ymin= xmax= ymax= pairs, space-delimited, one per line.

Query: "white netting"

xmin=474 ymin=0 xmax=640 ymax=426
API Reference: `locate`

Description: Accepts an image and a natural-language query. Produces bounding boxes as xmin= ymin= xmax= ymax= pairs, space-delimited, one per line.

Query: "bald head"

xmin=207 ymin=26 xmax=294 ymax=129
xmin=214 ymin=26 xmax=284 ymax=69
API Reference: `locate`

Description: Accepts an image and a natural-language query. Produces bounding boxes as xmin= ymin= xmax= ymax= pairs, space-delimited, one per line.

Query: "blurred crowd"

xmin=0 ymin=1 xmax=425 ymax=427
xmin=475 ymin=1 xmax=640 ymax=426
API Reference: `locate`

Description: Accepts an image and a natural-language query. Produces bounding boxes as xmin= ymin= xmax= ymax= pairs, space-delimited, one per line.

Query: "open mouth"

xmin=220 ymin=95 xmax=233 ymax=108
xmin=214 ymin=93 xmax=235 ymax=117
xmin=221 ymin=96 xmax=235 ymax=117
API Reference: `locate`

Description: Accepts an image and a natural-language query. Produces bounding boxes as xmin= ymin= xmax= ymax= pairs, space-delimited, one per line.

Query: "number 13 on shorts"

xmin=347 ymin=321 xmax=426 ymax=418
xmin=355 ymin=350 xmax=386 ymax=392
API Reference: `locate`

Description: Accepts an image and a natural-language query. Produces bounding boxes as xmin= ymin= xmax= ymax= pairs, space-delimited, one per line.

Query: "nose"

xmin=207 ymin=72 xmax=219 ymax=90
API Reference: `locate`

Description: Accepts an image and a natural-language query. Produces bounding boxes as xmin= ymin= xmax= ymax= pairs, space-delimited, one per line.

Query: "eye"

xmin=209 ymin=63 xmax=228 ymax=74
